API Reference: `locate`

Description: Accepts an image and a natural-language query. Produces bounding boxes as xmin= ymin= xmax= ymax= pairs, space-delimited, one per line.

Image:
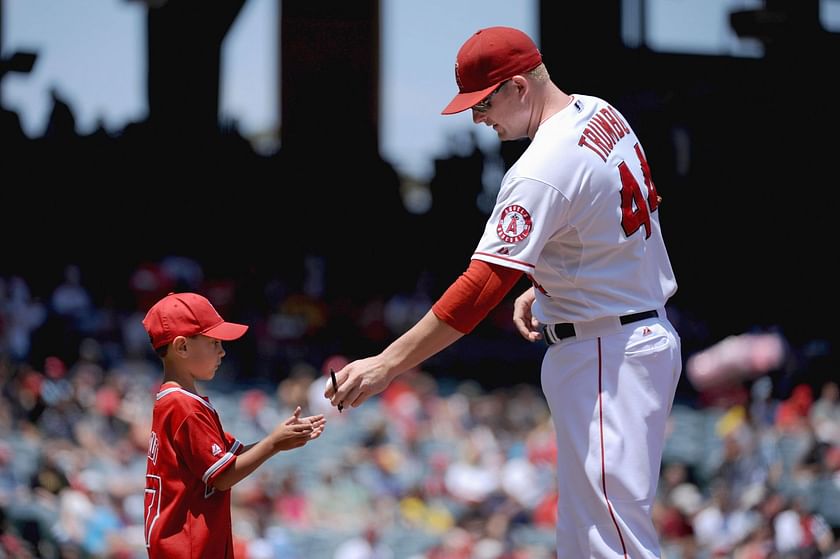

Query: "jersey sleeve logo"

xmin=496 ymin=205 xmax=533 ymax=243
xmin=211 ymin=443 xmax=222 ymax=457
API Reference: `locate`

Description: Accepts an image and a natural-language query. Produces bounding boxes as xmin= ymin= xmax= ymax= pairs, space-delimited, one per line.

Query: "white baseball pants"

xmin=540 ymin=313 xmax=681 ymax=558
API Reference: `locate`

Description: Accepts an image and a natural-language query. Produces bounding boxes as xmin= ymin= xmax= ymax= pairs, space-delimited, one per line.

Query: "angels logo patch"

xmin=496 ymin=205 xmax=533 ymax=243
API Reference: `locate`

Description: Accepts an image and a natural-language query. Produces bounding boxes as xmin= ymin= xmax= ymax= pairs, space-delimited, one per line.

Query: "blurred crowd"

xmin=1 ymin=258 xmax=839 ymax=559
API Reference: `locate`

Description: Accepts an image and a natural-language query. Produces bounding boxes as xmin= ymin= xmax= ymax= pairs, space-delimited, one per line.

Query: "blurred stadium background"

xmin=2 ymin=1 xmax=839 ymax=557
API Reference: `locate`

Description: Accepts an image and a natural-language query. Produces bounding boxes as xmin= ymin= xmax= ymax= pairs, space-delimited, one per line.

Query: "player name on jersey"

xmin=577 ymin=106 xmax=632 ymax=162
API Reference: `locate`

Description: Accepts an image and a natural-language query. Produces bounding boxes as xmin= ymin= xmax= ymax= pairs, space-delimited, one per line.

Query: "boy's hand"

xmin=293 ymin=409 xmax=326 ymax=440
xmin=272 ymin=406 xmax=325 ymax=449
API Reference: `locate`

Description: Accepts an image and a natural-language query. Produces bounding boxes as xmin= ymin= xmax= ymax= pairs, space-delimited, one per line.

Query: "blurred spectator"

xmin=444 ymin=436 xmax=500 ymax=505
xmin=774 ymin=494 xmax=834 ymax=557
xmin=273 ymin=473 xmax=311 ymax=529
xmin=383 ymin=273 xmax=433 ymax=337
xmin=423 ymin=526 xmax=474 ymax=559
xmin=692 ymin=480 xmax=758 ymax=555
xmin=499 ymin=456 xmax=546 ymax=510
xmin=128 ymin=261 xmax=176 ymax=313
xmin=278 ymin=361 xmax=318 ymax=413
xmin=711 ymin=408 xmax=771 ymax=505
xmin=333 ymin=524 xmax=394 ymax=559
xmin=159 ymin=256 xmax=204 ymax=292
xmin=749 ymin=377 xmax=779 ymax=431
xmin=530 ymin=489 xmax=558 ymax=530
xmin=0 ymin=276 xmax=46 ymax=361
xmin=776 ymin=384 xmax=814 ymax=434
xmin=810 ymin=381 xmax=840 ymax=446
xmin=50 ymin=265 xmax=93 ymax=330
xmin=732 ymin=522 xmax=773 ymax=559
xmin=0 ymin=505 xmax=35 ymax=558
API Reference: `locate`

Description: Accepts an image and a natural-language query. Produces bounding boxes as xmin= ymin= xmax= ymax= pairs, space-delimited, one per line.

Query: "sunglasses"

xmin=472 ymin=80 xmax=510 ymax=112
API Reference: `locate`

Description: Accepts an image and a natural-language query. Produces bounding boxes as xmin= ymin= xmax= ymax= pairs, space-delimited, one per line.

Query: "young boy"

xmin=142 ymin=292 xmax=325 ymax=558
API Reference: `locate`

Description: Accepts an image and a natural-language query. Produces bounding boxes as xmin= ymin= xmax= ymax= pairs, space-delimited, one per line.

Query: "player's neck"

xmin=543 ymin=90 xmax=573 ymax=122
xmin=161 ymin=373 xmax=198 ymax=395
xmin=530 ymin=87 xmax=572 ymax=138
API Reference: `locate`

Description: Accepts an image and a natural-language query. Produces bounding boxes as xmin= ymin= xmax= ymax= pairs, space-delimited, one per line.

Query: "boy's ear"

xmin=172 ymin=336 xmax=189 ymax=355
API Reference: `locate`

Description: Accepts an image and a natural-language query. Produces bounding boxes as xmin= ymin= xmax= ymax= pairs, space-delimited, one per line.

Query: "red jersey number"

xmin=619 ymin=143 xmax=659 ymax=239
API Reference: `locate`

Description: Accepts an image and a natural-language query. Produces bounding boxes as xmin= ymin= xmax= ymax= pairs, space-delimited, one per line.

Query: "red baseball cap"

xmin=441 ymin=26 xmax=542 ymax=115
xmin=142 ymin=292 xmax=248 ymax=349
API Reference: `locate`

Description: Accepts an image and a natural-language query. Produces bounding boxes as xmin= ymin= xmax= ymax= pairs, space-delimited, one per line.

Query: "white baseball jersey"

xmin=472 ymin=94 xmax=677 ymax=324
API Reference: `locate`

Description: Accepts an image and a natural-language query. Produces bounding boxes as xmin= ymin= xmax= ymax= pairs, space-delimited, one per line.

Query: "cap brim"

xmin=202 ymin=321 xmax=249 ymax=341
xmin=441 ymin=82 xmax=502 ymax=115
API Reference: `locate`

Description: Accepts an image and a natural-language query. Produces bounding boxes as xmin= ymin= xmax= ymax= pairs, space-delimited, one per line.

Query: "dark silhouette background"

xmin=4 ymin=6 xmax=840 ymax=557
xmin=1 ymin=0 xmax=837 ymax=388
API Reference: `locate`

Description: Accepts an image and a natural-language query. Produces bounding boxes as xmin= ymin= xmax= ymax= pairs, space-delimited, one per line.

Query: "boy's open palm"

xmin=271 ymin=406 xmax=326 ymax=450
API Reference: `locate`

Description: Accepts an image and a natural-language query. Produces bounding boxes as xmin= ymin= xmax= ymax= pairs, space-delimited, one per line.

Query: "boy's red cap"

xmin=441 ymin=26 xmax=542 ymax=115
xmin=142 ymin=292 xmax=248 ymax=349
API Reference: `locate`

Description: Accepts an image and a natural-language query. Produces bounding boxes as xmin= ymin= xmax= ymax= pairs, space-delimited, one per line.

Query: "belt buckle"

xmin=541 ymin=324 xmax=556 ymax=346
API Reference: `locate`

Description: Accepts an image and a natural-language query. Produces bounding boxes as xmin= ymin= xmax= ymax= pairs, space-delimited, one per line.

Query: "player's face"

xmin=471 ymin=80 xmax=509 ymax=113
xmin=470 ymin=79 xmax=527 ymax=141
xmin=187 ymin=335 xmax=226 ymax=380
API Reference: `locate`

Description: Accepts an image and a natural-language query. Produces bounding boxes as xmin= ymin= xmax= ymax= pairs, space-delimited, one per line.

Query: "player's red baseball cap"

xmin=142 ymin=292 xmax=248 ymax=349
xmin=441 ymin=26 xmax=542 ymax=115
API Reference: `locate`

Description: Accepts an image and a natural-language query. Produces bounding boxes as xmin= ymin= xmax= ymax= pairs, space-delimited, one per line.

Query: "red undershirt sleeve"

xmin=431 ymin=259 xmax=524 ymax=334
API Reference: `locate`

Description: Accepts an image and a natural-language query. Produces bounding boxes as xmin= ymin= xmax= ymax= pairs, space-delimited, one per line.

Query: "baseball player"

xmin=326 ymin=26 xmax=681 ymax=558
xmin=142 ymin=292 xmax=325 ymax=559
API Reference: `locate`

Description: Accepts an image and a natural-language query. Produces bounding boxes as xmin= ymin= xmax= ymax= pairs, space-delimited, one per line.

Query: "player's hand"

xmin=513 ymin=288 xmax=542 ymax=342
xmin=324 ymin=356 xmax=393 ymax=410
xmin=271 ymin=406 xmax=326 ymax=449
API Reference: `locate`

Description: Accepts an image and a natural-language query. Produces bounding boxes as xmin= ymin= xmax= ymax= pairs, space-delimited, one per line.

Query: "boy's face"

xmin=184 ymin=335 xmax=226 ymax=381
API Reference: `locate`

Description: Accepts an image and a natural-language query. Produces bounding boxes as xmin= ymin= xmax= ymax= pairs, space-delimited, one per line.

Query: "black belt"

xmin=542 ymin=310 xmax=659 ymax=346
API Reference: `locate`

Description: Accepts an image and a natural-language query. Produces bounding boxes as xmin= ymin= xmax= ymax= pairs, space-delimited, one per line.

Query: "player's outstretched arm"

xmin=212 ymin=406 xmax=325 ymax=491
xmin=512 ymin=287 xmax=542 ymax=343
xmin=325 ymin=310 xmax=463 ymax=410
